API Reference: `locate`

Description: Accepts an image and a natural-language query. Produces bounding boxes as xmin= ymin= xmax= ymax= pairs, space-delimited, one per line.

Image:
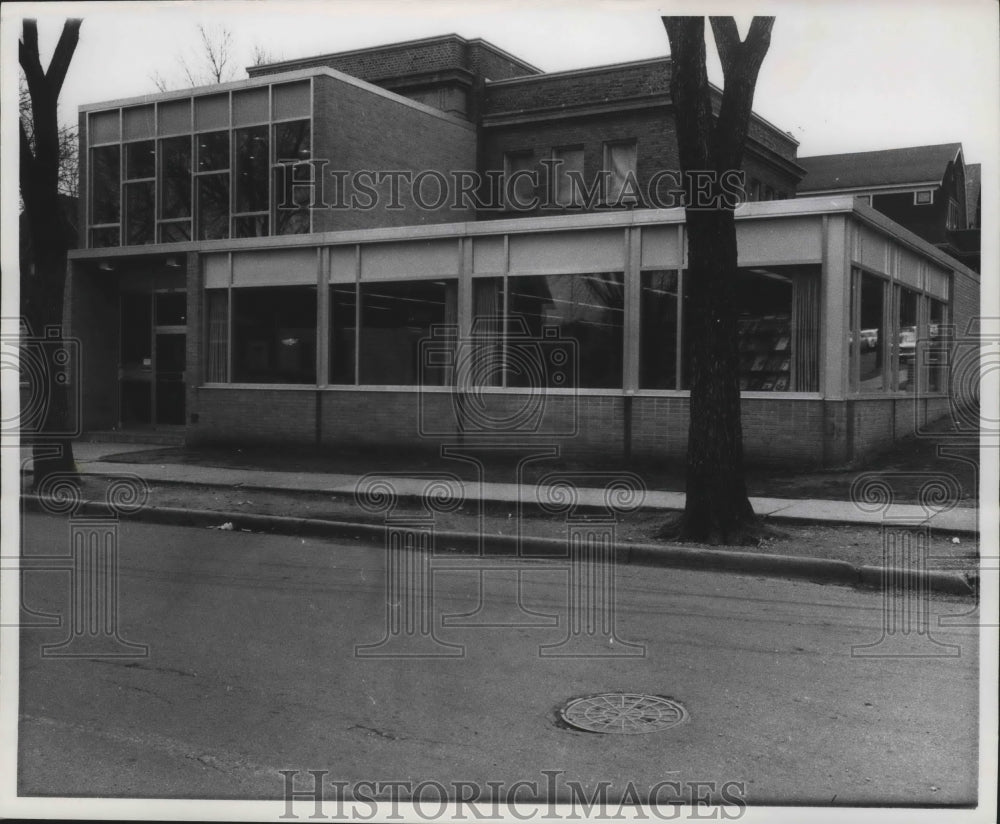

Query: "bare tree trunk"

xmin=20 ymin=18 xmax=82 ymax=490
xmin=661 ymin=16 xmax=774 ymax=543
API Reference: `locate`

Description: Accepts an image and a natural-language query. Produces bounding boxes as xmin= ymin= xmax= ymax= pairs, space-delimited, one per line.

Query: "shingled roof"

xmin=797 ymin=143 xmax=963 ymax=192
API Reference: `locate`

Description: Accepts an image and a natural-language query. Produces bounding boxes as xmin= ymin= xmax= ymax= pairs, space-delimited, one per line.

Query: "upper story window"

xmin=84 ymin=80 xmax=312 ymax=249
xmin=503 ymin=151 xmax=536 ymax=210
xmin=946 ymin=198 xmax=961 ymax=230
xmin=274 ymin=120 xmax=312 ymax=235
xmin=914 ymin=189 xmax=934 ymax=205
xmin=550 ymin=146 xmax=585 ymax=207
xmin=603 ymin=140 xmax=638 ymax=205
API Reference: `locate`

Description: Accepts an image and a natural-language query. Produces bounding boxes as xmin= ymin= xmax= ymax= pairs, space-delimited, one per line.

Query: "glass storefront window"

xmin=858 ymin=273 xmax=886 ymax=392
xmin=329 ymin=285 xmax=357 ymax=385
xmin=896 ymin=287 xmax=919 ymax=392
xmin=358 ymin=280 xmax=457 ymax=386
xmin=506 ymin=272 xmax=623 ymax=389
xmin=232 ymin=287 xmax=317 ymax=384
xmin=640 ymin=270 xmax=679 ymax=389
xmin=928 ymin=299 xmax=948 ymax=393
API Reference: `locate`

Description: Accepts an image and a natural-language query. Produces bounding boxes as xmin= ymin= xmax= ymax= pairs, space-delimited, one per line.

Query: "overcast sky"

xmin=5 ymin=0 xmax=998 ymax=164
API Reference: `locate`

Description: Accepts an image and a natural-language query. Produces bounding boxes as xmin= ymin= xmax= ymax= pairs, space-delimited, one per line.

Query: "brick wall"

xmin=248 ymin=36 xmax=537 ymax=83
xmin=310 ymin=74 xmax=477 ymax=231
xmin=950 ymin=266 xmax=980 ymax=412
xmin=478 ymin=108 xmax=799 ymax=217
xmin=190 ymin=388 xmax=317 ymax=444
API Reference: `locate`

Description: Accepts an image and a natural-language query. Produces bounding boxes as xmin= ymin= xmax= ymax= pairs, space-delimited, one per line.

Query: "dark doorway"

xmin=119 ymin=290 xmax=186 ymax=427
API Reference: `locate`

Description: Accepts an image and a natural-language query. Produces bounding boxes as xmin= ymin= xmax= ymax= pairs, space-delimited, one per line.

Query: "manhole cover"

xmin=559 ymin=693 xmax=687 ymax=734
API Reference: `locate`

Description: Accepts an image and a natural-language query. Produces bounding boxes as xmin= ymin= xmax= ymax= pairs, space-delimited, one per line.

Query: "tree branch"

xmin=709 ymin=17 xmax=741 ymax=78
xmin=45 ymin=18 xmax=82 ymax=98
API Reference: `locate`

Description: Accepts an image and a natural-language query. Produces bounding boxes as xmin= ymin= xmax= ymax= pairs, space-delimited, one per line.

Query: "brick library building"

xmin=65 ymin=34 xmax=981 ymax=467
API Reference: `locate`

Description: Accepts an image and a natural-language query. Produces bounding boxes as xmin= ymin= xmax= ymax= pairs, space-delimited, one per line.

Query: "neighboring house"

xmin=965 ymin=162 xmax=981 ymax=229
xmin=64 ymin=34 xmax=980 ymax=466
xmin=797 ymin=143 xmax=981 ymax=272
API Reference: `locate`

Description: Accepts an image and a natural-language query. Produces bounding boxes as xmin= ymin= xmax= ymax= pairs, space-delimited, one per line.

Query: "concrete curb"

xmin=21 ymin=495 xmax=976 ymax=596
xmin=58 ymin=470 xmax=981 ymax=537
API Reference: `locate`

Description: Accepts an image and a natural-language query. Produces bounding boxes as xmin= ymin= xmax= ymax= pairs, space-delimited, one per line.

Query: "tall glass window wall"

xmin=86 ymin=80 xmax=311 ymax=249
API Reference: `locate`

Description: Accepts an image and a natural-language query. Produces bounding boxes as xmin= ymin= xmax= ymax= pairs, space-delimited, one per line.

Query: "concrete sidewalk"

xmin=22 ymin=441 xmax=978 ymax=535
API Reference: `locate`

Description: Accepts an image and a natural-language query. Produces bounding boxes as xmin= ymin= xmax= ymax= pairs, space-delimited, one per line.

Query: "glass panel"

xmin=155 ymin=292 xmax=186 ymax=326
xmin=792 ymin=269 xmax=820 ymax=392
xmin=122 ymin=105 xmax=155 ymax=140
xmin=197 ymin=175 xmax=229 ymax=240
xmin=928 ymin=299 xmax=947 ymax=393
xmin=329 ymin=285 xmax=357 ymax=385
xmin=235 ymin=125 xmax=269 ymax=213
xmin=273 ymin=81 xmax=311 ymax=120
xmin=233 ymin=214 xmax=269 ymax=238
xmin=90 ymin=226 xmax=120 ymax=248
xmin=160 ymin=136 xmax=191 ymax=218
xmin=155 ymin=333 xmax=186 ymax=424
xmin=358 ymin=280 xmax=457 ymax=385
xmin=849 ymin=271 xmax=858 ymax=392
xmin=125 ymin=140 xmax=155 ymax=180
xmin=734 ymin=270 xmax=793 ymax=391
xmin=125 ymin=181 xmax=155 ymax=245
xmin=506 ymin=272 xmax=623 ymax=389
xmin=158 ymin=221 xmax=191 ymax=243
xmin=470 ymin=278 xmax=504 ymax=387
xmin=896 ymin=288 xmax=919 ymax=392
xmin=233 ymin=87 xmax=269 ymax=125
xmin=91 ymin=145 xmax=120 ymax=224
xmin=859 ymin=273 xmax=885 ymax=392
xmin=197 ymin=131 xmax=229 ymax=172
xmin=157 ymin=98 xmax=191 ymax=135
xmin=194 ymin=93 xmax=229 ymax=131
xmin=89 ymin=109 xmax=120 ymax=144
xmin=120 ymin=293 xmax=152 ymax=369
xmin=206 ymin=290 xmax=229 ymax=383
xmin=552 ymin=147 xmax=584 ymax=207
xmin=639 ymin=270 xmax=679 ymax=389
xmin=274 ymin=123 xmax=312 ymax=235
xmin=232 ymin=287 xmax=317 ymax=384
xmin=275 ymin=120 xmax=311 ymax=162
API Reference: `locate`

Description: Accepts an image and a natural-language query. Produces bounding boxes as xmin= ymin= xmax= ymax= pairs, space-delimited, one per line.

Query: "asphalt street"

xmin=16 ymin=514 xmax=979 ymax=807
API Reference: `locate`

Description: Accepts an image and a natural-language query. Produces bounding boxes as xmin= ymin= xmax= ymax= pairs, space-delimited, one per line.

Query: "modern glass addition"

xmin=86 ymin=84 xmax=313 ymax=248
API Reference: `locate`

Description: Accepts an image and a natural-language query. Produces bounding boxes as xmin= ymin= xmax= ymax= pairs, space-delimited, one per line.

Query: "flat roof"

xmin=78 ymin=65 xmax=474 ymax=131
xmin=246 ymin=32 xmax=543 ymax=77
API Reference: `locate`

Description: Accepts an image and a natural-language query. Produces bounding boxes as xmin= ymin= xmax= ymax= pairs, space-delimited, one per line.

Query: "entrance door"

xmin=118 ymin=290 xmax=186 ymax=427
xmin=153 ymin=292 xmax=186 ymax=426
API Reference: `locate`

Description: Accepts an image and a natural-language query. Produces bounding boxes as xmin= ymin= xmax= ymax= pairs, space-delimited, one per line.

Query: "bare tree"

xmin=19 ymin=76 xmax=77 ymax=198
xmin=251 ymin=41 xmax=283 ymax=67
xmin=151 ymin=23 xmax=238 ymax=91
xmin=660 ymin=16 xmax=775 ymax=543
xmin=19 ymin=18 xmax=83 ymax=488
